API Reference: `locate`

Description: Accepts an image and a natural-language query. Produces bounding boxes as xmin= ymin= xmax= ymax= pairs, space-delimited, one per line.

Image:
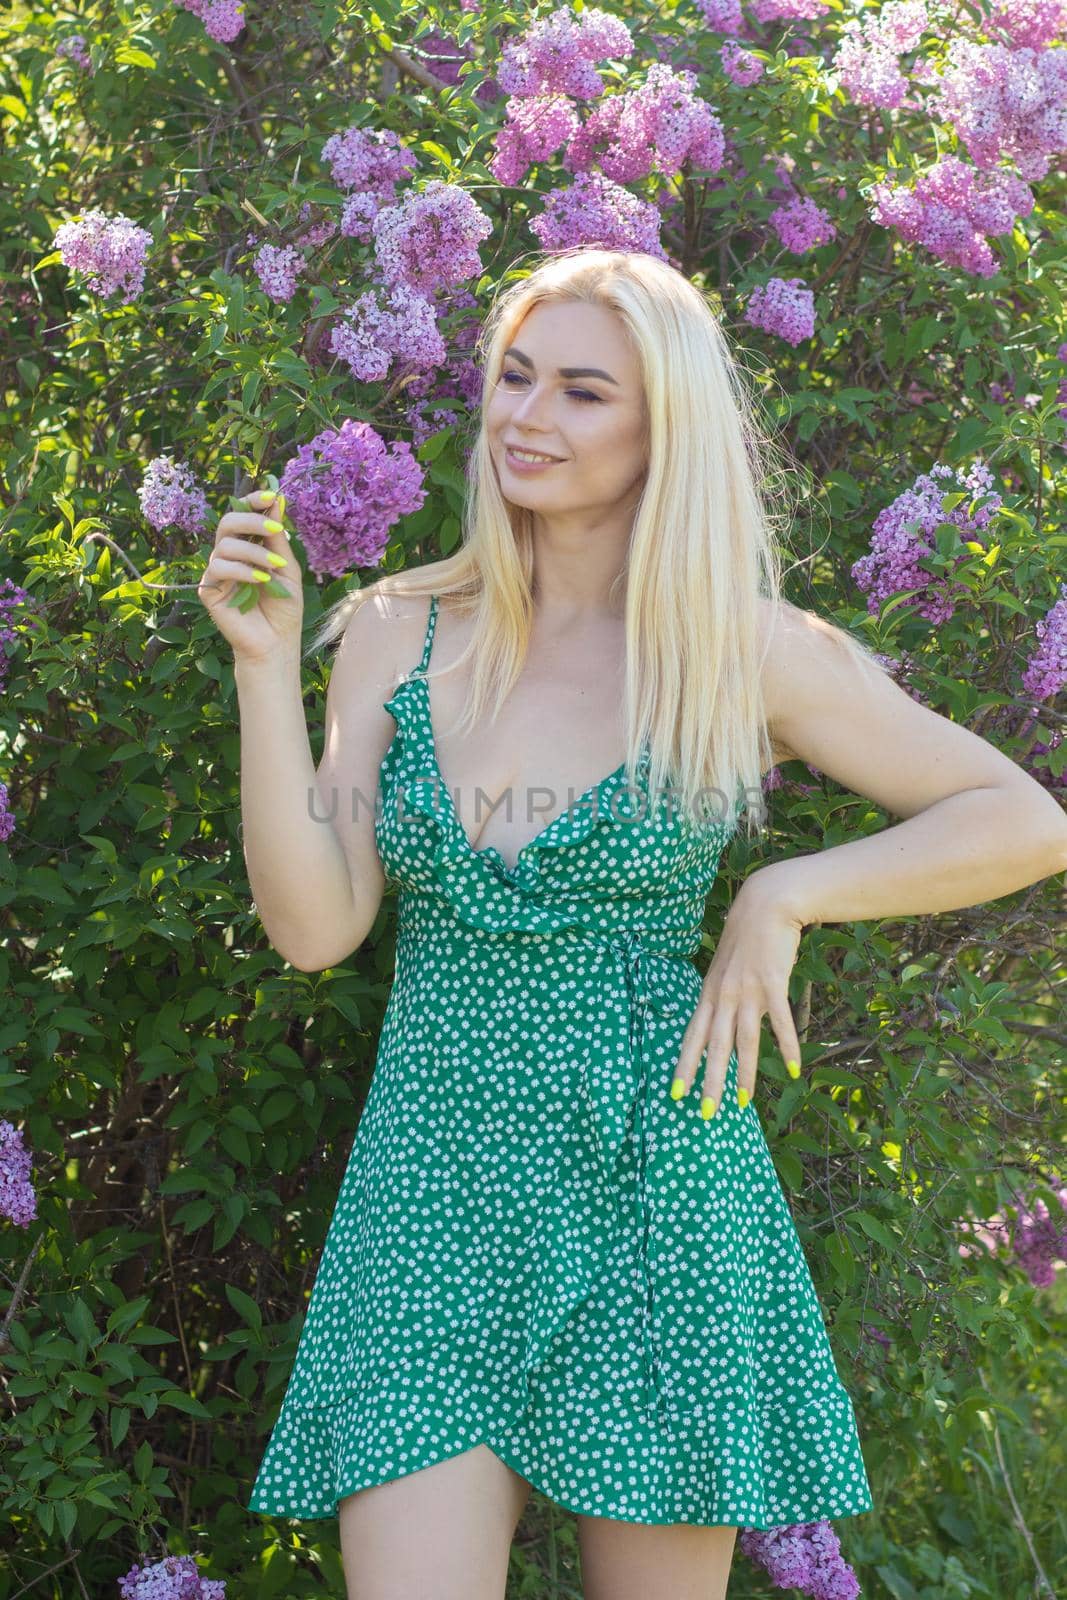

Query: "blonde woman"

xmin=202 ymin=247 xmax=1067 ymax=1600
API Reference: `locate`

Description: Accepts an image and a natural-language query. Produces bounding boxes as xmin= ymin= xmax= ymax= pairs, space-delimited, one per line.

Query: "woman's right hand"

xmin=198 ymin=485 xmax=304 ymax=665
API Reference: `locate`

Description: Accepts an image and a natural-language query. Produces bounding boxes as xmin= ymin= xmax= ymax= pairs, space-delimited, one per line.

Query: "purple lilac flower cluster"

xmin=252 ymin=242 xmax=304 ymax=305
xmin=750 ymin=0 xmax=831 ymax=22
xmin=330 ymin=281 xmax=447 ymax=383
xmin=1021 ymin=583 xmax=1067 ymax=701
xmin=744 ymin=277 xmax=817 ymax=345
xmin=0 ymin=1121 xmax=37 ymax=1227
xmin=959 ymin=1185 xmax=1067 ymax=1287
xmin=720 ymin=39 xmax=765 ymax=85
xmin=56 ymin=33 xmax=92 ymax=71
xmin=769 ymin=193 xmax=836 ymax=252
xmin=870 ymin=154 xmax=1035 ymax=277
xmin=277 ymin=418 xmax=427 ymax=582
xmin=740 ymin=1518 xmax=861 ymax=1599
xmin=851 ymin=458 xmax=1003 ymax=623
xmin=53 ymin=209 xmax=153 ymax=305
xmin=532 ymin=169 xmax=669 ymax=257
xmin=934 ymin=36 xmax=1067 ymax=182
xmin=0 ymin=577 xmax=35 ymax=693
xmin=399 ymin=287 xmax=486 ymax=448
xmin=415 ymin=26 xmax=499 ymax=103
xmin=984 ymin=0 xmax=1067 ymax=50
xmin=137 ymin=457 xmax=212 ymax=535
xmin=833 ymin=0 xmax=930 ymax=111
xmin=172 ymin=0 xmax=245 ymax=44
xmin=119 ymin=1554 xmax=225 ymax=1599
xmin=325 ymin=126 xmax=420 ymax=245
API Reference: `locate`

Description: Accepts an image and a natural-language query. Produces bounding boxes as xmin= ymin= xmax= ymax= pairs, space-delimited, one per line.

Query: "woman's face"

xmin=486 ymin=299 xmax=649 ymax=517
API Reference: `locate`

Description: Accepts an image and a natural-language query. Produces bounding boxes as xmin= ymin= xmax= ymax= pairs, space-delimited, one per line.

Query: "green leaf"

xmin=107 ymin=1295 xmax=151 ymax=1339
xmin=110 ymin=1406 xmax=131 ymax=1448
xmin=225 ymin=1282 xmax=263 ymax=1333
xmin=159 ymin=1387 xmax=213 ymax=1418
xmin=853 ymin=1210 xmax=898 ymax=1252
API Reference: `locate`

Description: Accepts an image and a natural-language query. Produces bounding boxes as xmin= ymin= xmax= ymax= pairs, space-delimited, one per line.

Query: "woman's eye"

xmin=500 ymin=371 xmax=600 ymax=403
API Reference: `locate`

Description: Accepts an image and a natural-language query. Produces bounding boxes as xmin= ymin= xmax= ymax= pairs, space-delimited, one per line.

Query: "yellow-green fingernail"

xmin=786 ymin=1059 xmax=801 ymax=1079
xmin=252 ymin=570 xmax=271 ymax=583
xmin=737 ymin=1087 xmax=750 ymax=1108
xmin=266 ymin=552 xmax=288 ymax=567
xmin=701 ymin=1096 xmax=717 ymax=1120
xmin=670 ymin=1076 xmax=686 ymax=1101
xmin=263 ymin=518 xmax=284 ymax=533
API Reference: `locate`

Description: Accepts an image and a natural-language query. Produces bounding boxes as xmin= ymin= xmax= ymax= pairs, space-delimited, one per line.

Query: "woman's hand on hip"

xmin=670 ymin=875 xmax=806 ymax=1120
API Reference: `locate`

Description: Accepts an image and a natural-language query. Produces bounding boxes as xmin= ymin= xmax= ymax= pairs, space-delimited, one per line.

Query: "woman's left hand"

xmin=670 ymin=874 xmax=807 ymax=1119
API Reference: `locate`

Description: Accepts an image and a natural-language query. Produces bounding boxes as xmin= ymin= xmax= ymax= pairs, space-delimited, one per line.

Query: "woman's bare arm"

xmin=756 ymin=602 xmax=1067 ymax=925
xmin=236 ymin=588 xmax=414 ymax=972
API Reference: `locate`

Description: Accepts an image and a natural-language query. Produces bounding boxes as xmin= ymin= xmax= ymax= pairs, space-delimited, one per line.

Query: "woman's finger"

xmin=768 ymin=996 xmax=803 ymax=1079
xmin=691 ymin=993 xmax=739 ymax=1122
xmin=730 ymin=1000 xmax=764 ymax=1109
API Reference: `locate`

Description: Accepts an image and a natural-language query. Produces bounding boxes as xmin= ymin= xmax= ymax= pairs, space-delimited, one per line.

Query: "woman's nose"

xmin=512 ymin=383 xmax=555 ymax=426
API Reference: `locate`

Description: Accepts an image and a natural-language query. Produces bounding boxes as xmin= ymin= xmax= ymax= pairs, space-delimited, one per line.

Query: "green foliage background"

xmin=1 ymin=0 xmax=1065 ymax=1596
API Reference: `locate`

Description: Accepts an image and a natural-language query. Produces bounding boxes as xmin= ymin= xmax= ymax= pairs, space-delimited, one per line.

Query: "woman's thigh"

xmin=577 ymin=1514 xmax=738 ymax=1600
xmin=338 ymin=1444 xmax=532 ymax=1600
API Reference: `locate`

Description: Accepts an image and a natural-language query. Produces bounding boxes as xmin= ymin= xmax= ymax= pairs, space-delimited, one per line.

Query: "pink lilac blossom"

xmin=277 ymin=419 xmax=427 ymax=582
xmin=415 ymin=26 xmax=499 ymax=102
xmin=698 ymin=0 xmax=746 ymax=33
xmin=932 ymin=38 xmax=1067 ymax=183
xmin=0 ymin=578 xmax=36 ymax=695
xmin=769 ymin=193 xmax=836 ymax=251
xmin=862 ymin=1322 xmax=893 ymax=1348
xmin=138 ymin=456 xmax=211 ymax=535
xmin=496 ymin=4 xmax=634 ymax=100
xmin=743 ymin=276 xmax=815 ymax=345
xmin=983 ymin=0 xmax=1067 ymax=48
xmin=326 ymin=127 xmax=418 ymax=245
xmin=329 ymin=282 xmax=446 ymax=383
xmin=294 ymin=201 xmax=336 ymax=251
xmin=721 ymin=40 xmax=765 ymax=84
xmin=739 ymin=1519 xmax=861 ymax=1599
xmin=490 ymin=96 xmax=581 ymax=187
xmin=1011 ymin=1185 xmax=1067 ymax=1285
xmin=563 ymin=63 xmax=726 ymax=182
xmin=372 ymin=180 xmax=494 ymax=296
xmin=749 ymin=0 xmax=831 ymax=21
xmin=402 ymin=289 xmax=484 ymax=443
xmin=253 ymin=242 xmax=304 ymax=304
xmin=0 ymin=1121 xmax=36 ymax=1227
xmin=958 ymin=1186 xmax=1067 ymax=1286
xmin=833 ymin=0 xmax=928 ymax=110
xmin=119 ymin=1554 xmax=226 ymax=1600
xmin=530 ymin=170 xmax=668 ymax=257
xmin=173 ymin=0 xmax=245 ymax=43
xmin=0 ymin=783 xmax=14 ymax=844
xmin=323 ymin=125 xmax=418 ymax=194
xmin=1021 ymin=582 xmax=1067 ymax=700
xmin=53 ymin=208 xmax=153 ymax=305
xmin=1025 ymin=730 xmax=1067 ymax=792
xmin=851 ymin=458 xmax=1002 ymax=623
xmin=56 ymin=34 xmax=92 ymax=70
xmin=868 ymin=154 xmax=1035 ymax=277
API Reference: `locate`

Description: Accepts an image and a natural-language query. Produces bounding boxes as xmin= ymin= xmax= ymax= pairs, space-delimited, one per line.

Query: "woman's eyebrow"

xmin=503 ymin=346 xmax=620 ymax=385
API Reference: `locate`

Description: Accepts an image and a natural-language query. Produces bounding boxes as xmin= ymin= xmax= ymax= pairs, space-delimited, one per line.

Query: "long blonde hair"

xmin=304 ymin=245 xmax=887 ymax=841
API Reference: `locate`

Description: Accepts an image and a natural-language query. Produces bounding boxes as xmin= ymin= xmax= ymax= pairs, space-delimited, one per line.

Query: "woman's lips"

xmin=505 ymin=446 xmax=564 ymax=473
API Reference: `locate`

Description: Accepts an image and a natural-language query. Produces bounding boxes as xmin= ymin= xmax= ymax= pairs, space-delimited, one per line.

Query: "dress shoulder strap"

xmin=415 ymin=594 xmax=438 ymax=675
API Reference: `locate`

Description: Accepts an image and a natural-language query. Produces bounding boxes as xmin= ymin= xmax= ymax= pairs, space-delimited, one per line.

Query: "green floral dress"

xmin=248 ymin=594 xmax=874 ymax=1528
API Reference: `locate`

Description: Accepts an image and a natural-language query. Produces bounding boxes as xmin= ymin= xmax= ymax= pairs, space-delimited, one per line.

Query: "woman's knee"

xmin=338 ymin=1444 xmax=532 ymax=1600
xmin=577 ymin=1514 xmax=738 ymax=1600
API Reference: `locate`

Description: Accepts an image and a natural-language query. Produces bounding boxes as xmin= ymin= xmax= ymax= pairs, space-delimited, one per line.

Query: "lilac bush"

xmin=3 ymin=0 xmax=1066 ymax=1592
